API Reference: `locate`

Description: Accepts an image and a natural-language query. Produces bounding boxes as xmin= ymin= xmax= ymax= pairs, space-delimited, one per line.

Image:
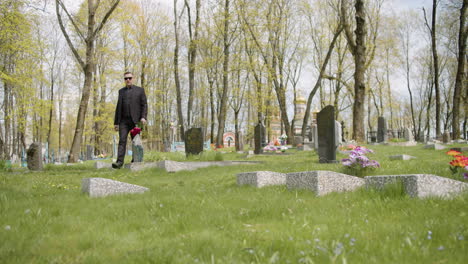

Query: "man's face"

xmin=124 ymin=74 xmax=133 ymax=86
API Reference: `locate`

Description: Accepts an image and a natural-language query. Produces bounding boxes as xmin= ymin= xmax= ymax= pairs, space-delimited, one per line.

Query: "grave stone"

xmin=389 ymin=154 xmax=416 ymax=161
xmin=424 ymin=143 xmax=446 ymax=150
xmin=365 ymin=174 xmax=468 ymax=198
xmin=237 ymin=171 xmax=287 ymax=188
xmin=86 ymin=145 xmax=93 ymax=161
xmin=82 ymin=178 xmax=149 ymax=197
xmin=317 ymin=105 xmax=337 ymax=163
xmin=95 ymin=161 xmax=112 ymax=169
xmin=132 ymin=134 xmax=144 ymax=162
xmin=377 ymin=117 xmax=387 ymax=143
xmin=403 ymin=128 xmax=414 ymax=142
xmin=311 ymin=124 xmax=318 ymax=150
xmin=335 ymin=120 xmax=342 ymax=145
xmin=286 ymin=171 xmax=365 ymax=196
xmin=442 ymin=130 xmax=451 ymax=144
xmin=185 ymin=128 xmax=204 ymax=156
xmin=26 ymin=142 xmax=42 ymax=171
xmin=294 ymin=136 xmax=303 ymax=146
xmin=254 ymin=123 xmax=265 ymax=154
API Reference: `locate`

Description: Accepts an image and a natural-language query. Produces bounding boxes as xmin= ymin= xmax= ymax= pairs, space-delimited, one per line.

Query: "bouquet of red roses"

xmin=130 ymin=126 xmax=141 ymax=137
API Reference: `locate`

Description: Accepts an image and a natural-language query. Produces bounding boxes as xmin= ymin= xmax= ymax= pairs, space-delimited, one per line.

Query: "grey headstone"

xmin=95 ymin=161 xmax=112 ymax=169
xmin=286 ymin=171 xmax=365 ymax=196
xmin=365 ymin=174 xmax=468 ymax=198
xmin=389 ymin=154 xmax=416 ymax=161
xmin=82 ymin=178 xmax=149 ymax=197
xmin=185 ymin=128 xmax=204 ymax=155
xmin=237 ymin=171 xmax=287 ymax=188
xmin=317 ymin=106 xmax=337 ymax=163
xmin=377 ymin=117 xmax=387 ymax=143
xmin=85 ymin=145 xmax=93 ymax=161
xmin=424 ymin=143 xmax=446 ymax=150
xmin=335 ymin=120 xmax=342 ymax=145
xmin=254 ymin=123 xmax=265 ymax=154
xmin=303 ymin=142 xmax=314 ymax=151
xmin=311 ymin=124 xmax=318 ymax=150
xmin=294 ymin=136 xmax=303 ymax=146
xmin=404 ymin=128 xmax=414 ymax=142
xmin=26 ymin=142 xmax=43 ymax=171
xmin=442 ymin=130 xmax=451 ymax=144
xmin=132 ymin=134 xmax=144 ymax=162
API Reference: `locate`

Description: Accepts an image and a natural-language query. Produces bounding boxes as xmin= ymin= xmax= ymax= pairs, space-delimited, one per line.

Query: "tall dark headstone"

xmin=27 ymin=142 xmax=43 ymax=170
xmin=254 ymin=123 xmax=265 ymax=154
xmin=377 ymin=117 xmax=387 ymax=143
xmin=317 ymin=106 xmax=337 ymax=163
xmin=185 ymin=128 xmax=204 ymax=156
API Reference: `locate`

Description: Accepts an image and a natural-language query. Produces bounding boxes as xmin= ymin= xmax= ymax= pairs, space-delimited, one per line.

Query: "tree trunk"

xmin=173 ymin=0 xmax=185 ymax=141
xmin=352 ymin=0 xmax=367 ymax=142
xmin=452 ymin=0 xmax=467 ymax=139
xmin=216 ymin=0 xmax=230 ymax=147
xmin=56 ymin=0 xmax=121 ymax=162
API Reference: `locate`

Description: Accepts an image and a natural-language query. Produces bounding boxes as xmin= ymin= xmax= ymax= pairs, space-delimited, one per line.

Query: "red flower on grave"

xmin=130 ymin=127 xmax=141 ymax=137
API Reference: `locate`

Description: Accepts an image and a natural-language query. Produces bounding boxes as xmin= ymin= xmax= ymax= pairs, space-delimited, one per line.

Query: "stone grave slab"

xmin=237 ymin=171 xmax=287 ymax=188
xmin=286 ymin=171 xmax=365 ymax=196
xmin=424 ymin=143 xmax=446 ymax=150
xmin=385 ymin=141 xmax=418 ymax=147
xmin=365 ymin=174 xmax=468 ymax=198
xmin=389 ymin=154 xmax=416 ymax=161
xmin=82 ymin=178 xmax=149 ymax=198
xmin=95 ymin=161 xmax=112 ymax=169
xmin=125 ymin=160 xmax=263 ymax=172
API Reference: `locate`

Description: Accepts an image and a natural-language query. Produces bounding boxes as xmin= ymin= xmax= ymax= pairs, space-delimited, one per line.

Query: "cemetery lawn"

xmin=1 ymin=144 xmax=467 ymax=263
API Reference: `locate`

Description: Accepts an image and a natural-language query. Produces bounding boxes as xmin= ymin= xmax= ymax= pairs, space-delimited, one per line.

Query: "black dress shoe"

xmin=112 ymin=162 xmax=123 ymax=169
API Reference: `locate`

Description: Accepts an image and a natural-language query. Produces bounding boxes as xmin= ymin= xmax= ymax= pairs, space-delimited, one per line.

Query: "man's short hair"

xmin=124 ymin=71 xmax=133 ymax=76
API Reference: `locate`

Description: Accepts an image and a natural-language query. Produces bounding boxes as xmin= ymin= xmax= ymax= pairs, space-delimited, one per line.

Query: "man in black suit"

xmin=112 ymin=72 xmax=148 ymax=169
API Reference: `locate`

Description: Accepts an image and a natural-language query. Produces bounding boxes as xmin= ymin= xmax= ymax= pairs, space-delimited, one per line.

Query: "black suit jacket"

xmin=114 ymin=85 xmax=148 ymax=125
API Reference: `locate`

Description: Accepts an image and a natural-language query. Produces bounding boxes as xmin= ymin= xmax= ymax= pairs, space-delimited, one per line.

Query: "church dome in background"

xmin=295 ymin=96 xmax=306 ymax=105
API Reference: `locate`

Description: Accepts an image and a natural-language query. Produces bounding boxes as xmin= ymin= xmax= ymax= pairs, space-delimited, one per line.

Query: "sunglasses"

xmin=124 ymin=77 xmax=133 ymax=80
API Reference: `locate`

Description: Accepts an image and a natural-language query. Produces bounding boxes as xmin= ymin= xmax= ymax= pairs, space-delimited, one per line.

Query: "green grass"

xmin=1 ymin=144 xmax=467 ymax=263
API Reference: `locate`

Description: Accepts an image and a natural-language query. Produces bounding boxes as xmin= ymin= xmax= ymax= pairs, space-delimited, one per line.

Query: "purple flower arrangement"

xmin=341 ymin=146 xmax=380 ymax=176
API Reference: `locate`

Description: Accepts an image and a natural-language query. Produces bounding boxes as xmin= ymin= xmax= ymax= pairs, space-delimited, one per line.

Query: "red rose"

xmin=130 ymin=127 xmax=141 ymax=137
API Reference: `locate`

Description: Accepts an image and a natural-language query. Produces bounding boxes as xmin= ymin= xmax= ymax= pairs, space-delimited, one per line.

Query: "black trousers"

xmin=117 ymin=118 xmax=136 ymax=163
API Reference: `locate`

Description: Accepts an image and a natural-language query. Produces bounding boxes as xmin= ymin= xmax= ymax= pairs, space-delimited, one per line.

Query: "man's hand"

xmin=140 ymin=118 xmax=147 ymax=125
xmin=114 ymin=125 xmax=119 ymax=131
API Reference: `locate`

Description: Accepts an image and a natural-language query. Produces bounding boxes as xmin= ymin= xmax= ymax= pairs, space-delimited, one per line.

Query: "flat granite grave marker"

xmin=236 ymin=171 xmax=286 ymax=188
xmin=82 ymin=178 xmax=149 ymax=197
xmin=185 ymin=128 xmax=204 ymax=155
xmin=286 ymin=170 xmax=365 ymax=196
xmin=317 ymin=106 xmax=337 ymax=163
xmin=27 ymin=142 xmax=42 ymax=171
xmin=95 ymin=161 xmax=112 ymax=169
xmin=365 ymin=174 xmax=468 ymax=198
xmin=424 ymin=143 xmax=446 ymax=150
xmin=389 ymin=154 xmax=416 ymax=161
